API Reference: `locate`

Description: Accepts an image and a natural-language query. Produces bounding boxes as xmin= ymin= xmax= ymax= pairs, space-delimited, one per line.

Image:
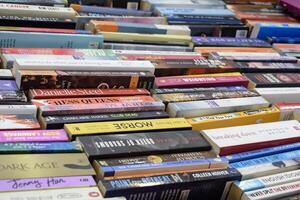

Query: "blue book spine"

xmin=0 ymin=142 xmax=82 ymax=153
xmin=168 ymin=18 xmax=241 ymax=25
xmin=224 ymin=142 xmax=300 ymax=163
xmin=0 ymin=31 xmax=103 ymax=49
xmin=78 ymin=5 xmax=151 ymax=16
xmin=101 ymin=157 xmax=226 ymax=177
xmin=117 ymin=22 xmax=166 ymax=34
xmin=155 ymin=7 xmax=235 ymax=17
xmin=268 ymin=37 xmax=300 ymax=44
xmin=254 ymin=23 xmax=300 ymax=40
xmin=230 ymin=150 xmax=300 ymax=169
xmin=192 ymin=37 xmax=270 ymax=47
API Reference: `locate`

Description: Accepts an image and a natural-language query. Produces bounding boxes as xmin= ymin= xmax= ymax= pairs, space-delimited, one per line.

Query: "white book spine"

xmin=14 ymin=59 xmax=155 ymax=73
xmin=243 ymin=180 xmax=300 ymax=200
xmin=112 ymin=50 xmax=200 ymax=56
xmin=256 ymin=88 xmax=300 ymax=104
xmin=0 ymin=187 xmax=108 ymax=200
xmin=0 ymin=105 xmax=37 ymax=116
xmin=0 ymin=3 xmax=76 ymax=19
xmin=167 ymin=96 xmax=269 ymax=118
xmin=202 ymin=120 xmax=300 ymax=149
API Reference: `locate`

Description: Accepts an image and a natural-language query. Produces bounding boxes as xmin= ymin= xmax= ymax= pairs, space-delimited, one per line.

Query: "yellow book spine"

xmin=187 ymin=107 xmax=280 ymax=131
xmin=65 ymin=118 xmax=192 ymax=137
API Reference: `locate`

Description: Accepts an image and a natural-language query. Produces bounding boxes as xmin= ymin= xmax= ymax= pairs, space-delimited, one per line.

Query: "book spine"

xmin=0 ymin=187 xmax=105 ymax=200
xmin=188 ymin=107 xmax=280 ymax=131
xmin=244 ymin=181 xmax=300 ymax=200
xmin=18 ymin=71 xmax=155 ymax=90
xmin=98 ymin=156 xmax=227 ymax=179
xmin=78 ymin=130 xmax=211 ymax=160
xmin=71 ymin=4 xmax=151 ymax=16
xmin=65 ymin=117 xmax=191 ymax=137
xmin=225 ymin=142 xmax=300 ymax=163
xmin=15 ymin=59 xmax=154 ymax=73
xmin=0 ymin=80 xmax=18 ymax=90
xmin=32 ymin=96 xmax=155 ymax=106
xmin=0 ymin=15 xmax=76 ymax=29
xmin=0 ymin=91 xmax=27 ymax=103
xmin=0 ymin=176 xmax=95 ymax=192
xmin=40 ymin=101 xmax=165 ymax=116
xmin=230 ymin=150 xmax=300 ymax=169
xmin=0 ymin=129 xmax=69 ymax=143
xmin=0 ymin=141 xmax=82 ymax=153
xmin=154 ymin=90 xmax=259 ymax=104
xmin=0 ymin=105 xmax=37 ymax=116
xmin=29 ymin=88 xmax=150 ymax=99
xmin=167 ymin=96 xmax=269 ymax=118
xmin=192 ymin=37 xmax=270 ymax=47
xmin=151 ymin=86 xmax=247 ymax=94
xmin=99 ymin=168 xmax=241 ymax=199
xmin=155 ymin=75 xmax=249 ymax=88
xmin=0 ymin=31 xmax=103 ymax=49
xmin=0 ymin=3 xmax=76 ymax=19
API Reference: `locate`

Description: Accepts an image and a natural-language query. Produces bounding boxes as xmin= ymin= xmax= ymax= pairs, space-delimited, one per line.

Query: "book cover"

xmin=77 ymin=130 xmax=211 ymax=159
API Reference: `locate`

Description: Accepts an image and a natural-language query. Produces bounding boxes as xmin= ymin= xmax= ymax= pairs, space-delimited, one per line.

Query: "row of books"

xmin=0 ymin=0 xmax=299 ymax=200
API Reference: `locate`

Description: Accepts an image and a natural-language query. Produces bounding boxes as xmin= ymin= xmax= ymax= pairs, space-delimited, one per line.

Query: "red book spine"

xmin=29 ymin=89 xmax=150 ymax=99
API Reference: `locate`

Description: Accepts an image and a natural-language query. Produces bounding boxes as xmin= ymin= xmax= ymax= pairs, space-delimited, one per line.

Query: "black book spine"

xmin=99 ymin=168 xmax=242 ymax=200
xmin=77 ymin=130 xmax=211 ymax=160
xmin=41 ymin=111 xmax=169 ymax=129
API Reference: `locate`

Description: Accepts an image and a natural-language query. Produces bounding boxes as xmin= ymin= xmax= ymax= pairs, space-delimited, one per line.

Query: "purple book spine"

xmin=0 ymin=176 xmax=96 ymax=192
xmin=0 ymin=129 xmax=69 ymax=142
xmin=0 ymin=80 xmax=18 ymax=91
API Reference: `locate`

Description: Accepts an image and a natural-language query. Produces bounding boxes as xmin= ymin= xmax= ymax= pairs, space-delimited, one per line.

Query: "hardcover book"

xmin=77 ymin=130 xmax=211 ymax=159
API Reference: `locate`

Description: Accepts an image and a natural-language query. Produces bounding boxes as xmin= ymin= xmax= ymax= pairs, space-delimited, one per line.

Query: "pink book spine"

xmin=155 ymin=75 xmax=249 ymax=88
xmin=0 ymin=129 xmax=69 ymax=143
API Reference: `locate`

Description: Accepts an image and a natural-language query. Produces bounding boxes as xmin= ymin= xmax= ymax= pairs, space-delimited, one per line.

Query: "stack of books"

xmin=0 ymin=0 xmax=299 ymax=199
